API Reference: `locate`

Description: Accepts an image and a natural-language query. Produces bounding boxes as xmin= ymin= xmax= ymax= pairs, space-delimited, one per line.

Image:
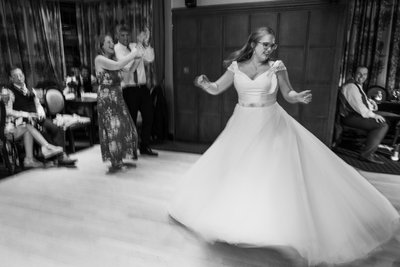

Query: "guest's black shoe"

xmin=57 ymin=153 xmax=77 ymax=166
xmin=140 ymin=147 xmax=158 ymax=156
xmin=123 ymin=162 xmax=137 ymax=168
xmin=107 ymin=163 xmax=124 ymax=174
xmin=359 ymin=154 xmax=385 ymax=164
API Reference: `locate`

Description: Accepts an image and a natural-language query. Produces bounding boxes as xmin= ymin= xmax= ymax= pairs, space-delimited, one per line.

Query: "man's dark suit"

xmin=9 ymin=84 xmax=66 ymax=150
xmin=340 ymin=80 xmax=389 ymax=161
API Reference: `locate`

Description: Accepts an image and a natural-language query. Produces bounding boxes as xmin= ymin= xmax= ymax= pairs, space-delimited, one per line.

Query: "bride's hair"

xmin=223 ymin=27 xmax=276 ymax=68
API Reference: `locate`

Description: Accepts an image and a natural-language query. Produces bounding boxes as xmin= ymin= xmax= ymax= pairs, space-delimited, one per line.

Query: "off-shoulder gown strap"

xmin=271 ymin=60 xmax=287 ymax=73
xmin=227 ymin=61 xmax=238 ymax=73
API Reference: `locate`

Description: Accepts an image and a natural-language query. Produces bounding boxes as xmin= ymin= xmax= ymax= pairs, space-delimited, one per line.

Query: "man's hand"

xmin=373 ymin=114 xmax=386 ymax=123
xmin=37 ymin=112 xmax=46 ymax=121
xmin=368 ymin=99 xmax=378 ymax=111
xmin=137 ymin=28 xmax=150 ymax=48
xmin=23 ymin=112 xmax=38 ymax=123
xmin=37 ymin=108 xmax=46 ymax=121
xmin=134 ymin=44 xmax=145 ymax=59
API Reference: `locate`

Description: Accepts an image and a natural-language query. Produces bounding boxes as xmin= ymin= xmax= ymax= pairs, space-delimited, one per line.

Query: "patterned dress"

xmin=97 ymin=70 xmax=138 ymax=164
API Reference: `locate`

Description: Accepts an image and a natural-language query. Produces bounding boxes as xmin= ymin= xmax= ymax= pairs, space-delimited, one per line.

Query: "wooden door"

xmin=303 ymin=7 xmax=343 ymax=142
xmin=222 ymin=14 xmax=248 ymax=126
xmin=198 ymin=16 xmax=223 ymax=142
xmin=174 ymin=17 xmax=198 ymax=141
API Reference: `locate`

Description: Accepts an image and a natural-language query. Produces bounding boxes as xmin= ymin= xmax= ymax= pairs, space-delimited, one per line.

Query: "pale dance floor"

xmin=0 ymin=145 xmax=399 ymax=267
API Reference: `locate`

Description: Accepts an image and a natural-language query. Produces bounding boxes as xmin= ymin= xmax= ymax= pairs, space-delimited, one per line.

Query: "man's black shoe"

xmin=140 ymin=147 xmax=158 ymax=156
xmin=58 ymin=154 xmax=78 ymax=166
xmin=359 ymin=154 xmax=384 ymax=164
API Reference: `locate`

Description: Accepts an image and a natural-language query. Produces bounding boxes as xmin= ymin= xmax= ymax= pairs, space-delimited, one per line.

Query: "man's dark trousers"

xmin=123 ymin=85 xmax=154 ymax=149
xmin=40 ymin=118 xmax=65 ymax=148
xmin=342 ymin=113 xmax=389 ymax=157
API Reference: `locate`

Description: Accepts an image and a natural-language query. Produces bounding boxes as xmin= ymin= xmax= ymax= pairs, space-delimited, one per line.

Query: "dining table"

xmin=65 ymin=96 xmax=98 ymax=143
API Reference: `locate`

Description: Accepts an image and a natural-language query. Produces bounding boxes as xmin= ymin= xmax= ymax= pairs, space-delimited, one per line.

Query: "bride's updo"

xmin=224 ymin=27 xmax=276 ymax=67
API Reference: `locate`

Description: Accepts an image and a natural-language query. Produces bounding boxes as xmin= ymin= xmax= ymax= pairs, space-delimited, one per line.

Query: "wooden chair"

xmin=367 ymin=85 xmax=387 ymax=102
xmin=44 ymin=89 xmax=93 ymax=153
xmin=332 ymin=91 xmax=367 ymax=149
xmin=367 ymin=85 xmax=400 ymax=146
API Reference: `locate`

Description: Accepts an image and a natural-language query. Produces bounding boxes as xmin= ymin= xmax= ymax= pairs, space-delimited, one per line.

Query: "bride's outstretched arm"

xmin=277 ymin=70 xmax=312 ymax=104
xmin=194 ymin=70 xmax=234 ymax=95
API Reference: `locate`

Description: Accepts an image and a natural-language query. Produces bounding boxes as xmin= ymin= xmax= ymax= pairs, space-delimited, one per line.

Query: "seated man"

xmin=79 ymin=65 xmax=98 ymax=93
xmin=340 ymin=66 xmax=400 ymax=164
xmin=63 ymin=66 xmax=79 ymax=99
xmin=6 ymin=66 xmax=77 ymax=166
xmin=1 ymin=90 xmax=62 ymax=168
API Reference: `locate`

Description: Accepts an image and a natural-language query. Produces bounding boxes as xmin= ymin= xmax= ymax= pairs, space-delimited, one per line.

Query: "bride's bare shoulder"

xmin=237 ymin=60 xmax=251 ymax=70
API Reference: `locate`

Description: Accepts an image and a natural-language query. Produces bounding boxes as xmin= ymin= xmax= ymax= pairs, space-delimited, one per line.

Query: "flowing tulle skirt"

xmin=169 ymin=103 xmax=399 ymax=265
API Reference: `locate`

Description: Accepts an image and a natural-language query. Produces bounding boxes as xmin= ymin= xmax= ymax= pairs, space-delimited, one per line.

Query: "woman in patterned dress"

xmin=95 ymin=34 xmax=140 ymax=173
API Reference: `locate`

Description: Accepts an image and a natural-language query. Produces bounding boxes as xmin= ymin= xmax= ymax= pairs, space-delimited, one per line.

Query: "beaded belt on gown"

xmin=238 ymin=100 xmax=276 ymax=107
xmin=237 ymin=93 xmax=276 ymax=107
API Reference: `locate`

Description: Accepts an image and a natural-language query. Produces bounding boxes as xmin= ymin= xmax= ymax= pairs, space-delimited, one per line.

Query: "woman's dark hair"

xmin=223 ymin=27 xmax=276 ymax=67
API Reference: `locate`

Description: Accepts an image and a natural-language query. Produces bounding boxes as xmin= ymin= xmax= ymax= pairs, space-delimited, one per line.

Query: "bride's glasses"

xmin=258 ymin=42 xmax=278 ymax=50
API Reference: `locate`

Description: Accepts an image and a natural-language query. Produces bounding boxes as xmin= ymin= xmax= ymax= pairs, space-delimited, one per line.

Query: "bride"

xmin=168 ymin=26 xmax=399 ymax=265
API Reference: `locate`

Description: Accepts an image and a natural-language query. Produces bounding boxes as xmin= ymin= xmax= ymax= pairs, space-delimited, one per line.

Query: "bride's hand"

xmin=194 ymin=75 xmax=211 ymax=90
xmin=297 ymin=90 xmax=312 ymax=104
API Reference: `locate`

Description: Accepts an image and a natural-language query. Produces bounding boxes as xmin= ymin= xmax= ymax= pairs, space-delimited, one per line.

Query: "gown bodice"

xmin=228 ymin=60 xmax=286 ymax=106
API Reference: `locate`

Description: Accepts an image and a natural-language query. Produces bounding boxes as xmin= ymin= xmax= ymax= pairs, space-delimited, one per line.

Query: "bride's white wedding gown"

xmin=169 ymin=60 xmax=399 ymax=265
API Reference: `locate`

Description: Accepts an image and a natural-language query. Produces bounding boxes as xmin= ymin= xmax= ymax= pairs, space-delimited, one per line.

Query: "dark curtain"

xmin=152 ymin=0 xmax=165 ymax=86
xmin=386 ymin=0 xmax=400 ymax=93
xmin=0 ymin=0 xmax=64 ymax=86
xmin=340 ymin=0 xmax=400 ymax=97
xmin=76 ymin=0 xmax=163 ymax=87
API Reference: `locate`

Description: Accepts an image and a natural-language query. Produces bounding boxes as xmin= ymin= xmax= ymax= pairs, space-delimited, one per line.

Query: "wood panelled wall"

xmin=173 ymin=0 xmax=346 ymax=145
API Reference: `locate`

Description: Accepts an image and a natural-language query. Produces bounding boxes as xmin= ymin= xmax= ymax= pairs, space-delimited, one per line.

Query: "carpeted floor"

xmin=334 ymin=146 xmax=400 ymax=175
xmin=153 ymin=140 xmax=400 ymax=176
xmin=152 ymin=140 xmax=209 ymax=154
